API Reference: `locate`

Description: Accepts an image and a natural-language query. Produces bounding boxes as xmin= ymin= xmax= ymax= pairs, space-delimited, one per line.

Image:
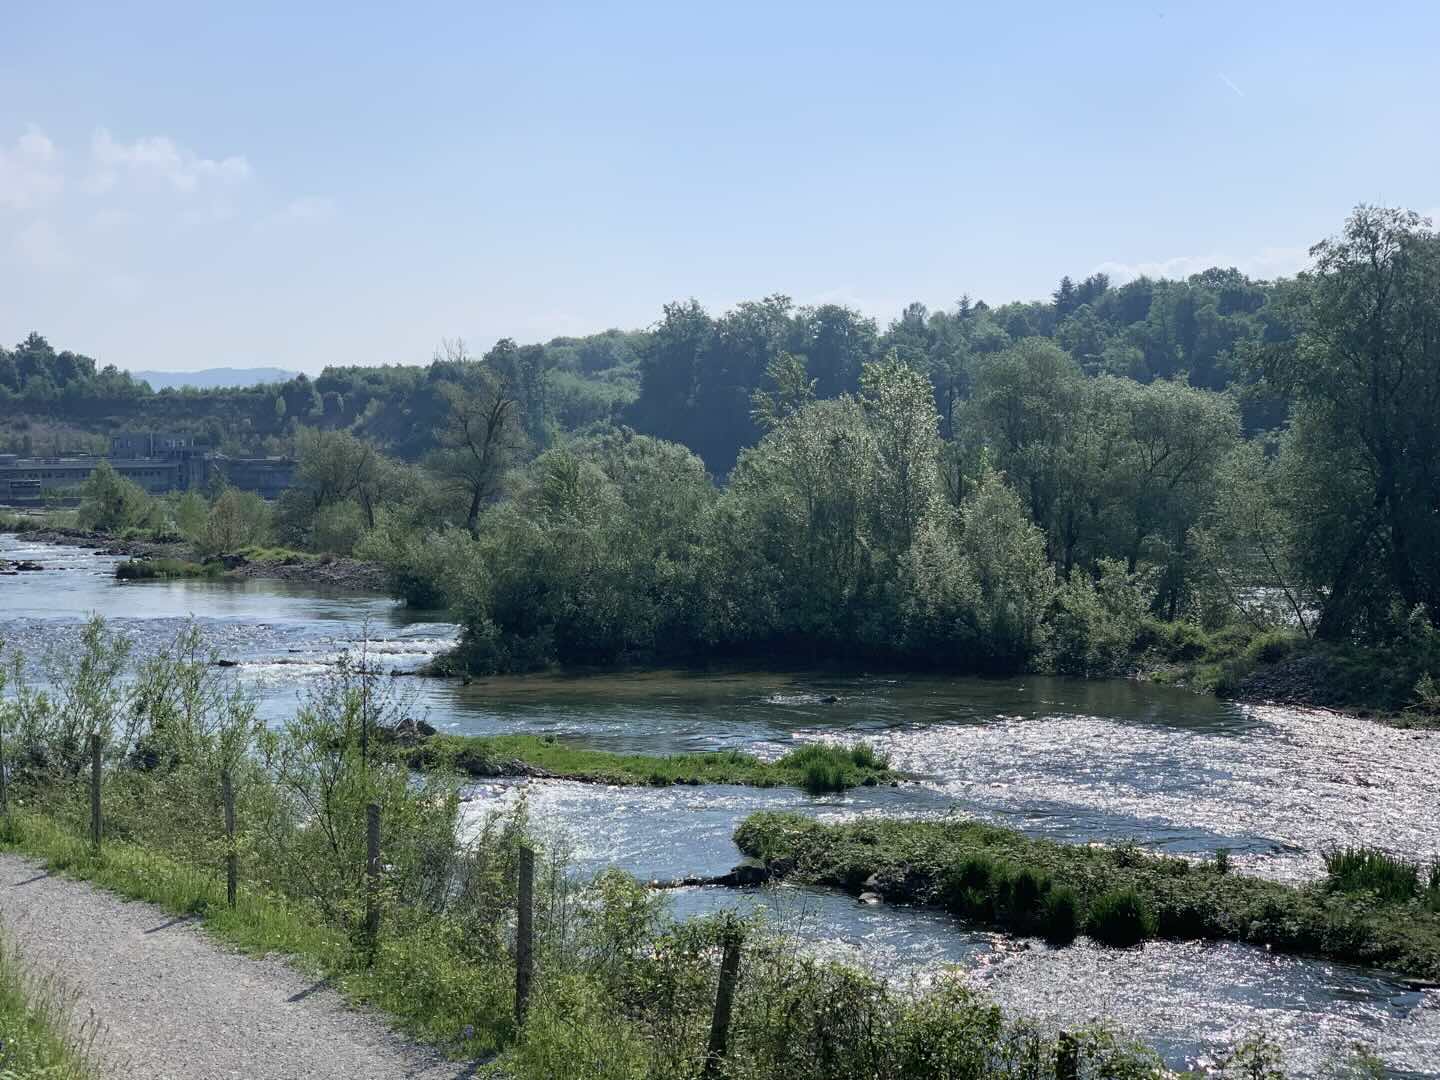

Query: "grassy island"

xmin=734 ymin=813 xmax=1440 ymax=978
xmin=400 ymin=733 xmax=899 ymax=794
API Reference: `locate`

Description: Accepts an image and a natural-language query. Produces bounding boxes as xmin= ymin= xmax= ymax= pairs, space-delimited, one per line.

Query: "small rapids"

xmin=4 ymin=534 xmax=1439 ymax=1076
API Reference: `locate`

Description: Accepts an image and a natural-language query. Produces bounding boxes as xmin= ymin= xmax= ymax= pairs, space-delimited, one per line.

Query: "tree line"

xmin=12 ymin=206 xmax=1440 ymax=699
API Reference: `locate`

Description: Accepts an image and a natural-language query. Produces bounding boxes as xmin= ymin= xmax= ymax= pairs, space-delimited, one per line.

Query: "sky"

xmin=2 ymin=2 xmax=1438 ymax=375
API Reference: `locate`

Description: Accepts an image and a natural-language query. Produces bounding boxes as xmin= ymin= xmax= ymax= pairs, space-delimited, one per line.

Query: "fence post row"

xmin=221 ymin=770 xmax=237 ymax=909
xmin=515 ymin=843 xmax=535 ymax=1028
xmin=703 ymin=928 xmax=742 ymax=1080
xmin=364 ymin=802 xmax=381 ymax=950
xmin=89 ymin=732 xmax=102 ymax=851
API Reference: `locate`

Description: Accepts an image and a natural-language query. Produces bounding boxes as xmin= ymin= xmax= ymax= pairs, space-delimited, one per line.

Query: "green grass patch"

xmin=733 ymin=812 xmax=1440 ymax=976
xmin=0 ymin=925 xmax=97 ymax=1078
xmin=1086 ymin=888 xmax=1158 ymax=947
xmin=0 ymin=811 xmax=511 ymax=1058
xmin=1323 ymin=846 xmax=1440 ymax=906
xmin=404 ymin=733 xmax=898 ymax=792
xmin=115 ymin=558 xmax=222 ymax=580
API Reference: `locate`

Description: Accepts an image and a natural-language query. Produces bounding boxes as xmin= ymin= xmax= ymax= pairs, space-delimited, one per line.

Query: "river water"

xmin=2 ymin=533 xmax=1438 ymax=1076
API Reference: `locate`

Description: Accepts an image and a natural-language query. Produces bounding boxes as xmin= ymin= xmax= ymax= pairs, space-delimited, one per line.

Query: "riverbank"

xmin=393 ymin=730 xmax=901 ymax=793
xmin=2 ymin=526 xmax=388 ymax=591
xmin=733 ymin=813 xmax=1440 ymax=981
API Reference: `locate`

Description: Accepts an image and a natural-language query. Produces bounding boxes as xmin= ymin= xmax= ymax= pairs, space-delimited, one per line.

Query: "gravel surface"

xmin=0 ymin=853 xmax=476 ymax=1080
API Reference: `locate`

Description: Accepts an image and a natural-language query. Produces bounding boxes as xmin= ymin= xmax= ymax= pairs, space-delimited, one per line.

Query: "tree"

xmin=429 ymin=368 xmax=526 ymax=536
xmin=75 ymin=462 xmax=157 ymax=533
xmin=859 ymin=354 xmax=942 ymax=560
xmin=201 ymin=488 xmax=273 ymax=554
xmin=750 ymin=352 xmax=815 ymax=430
xmin=1267 ymin=206 xmax=1440 ymax=638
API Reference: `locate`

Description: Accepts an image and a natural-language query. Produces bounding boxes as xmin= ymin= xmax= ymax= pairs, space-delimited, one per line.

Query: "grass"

xmin=0 ymin=808 xmax=1183 ymax=1080
xmin=733 ymin=813 xmax=1440 ymax=977
xmin=1135 ymin=619 xmax=1305 ymax=696
xmin=0 ymin=811 xmax=510 ymax=1058
xmin=402 ymin=733 xmax=899 ymax=792
xmin=0 ymin=929 xmax=96 ymax=1079
xmin=114 ymin=558 xmax=222 ymax=581
xmin=1086 ymin=888 xmax=1158 ymax=947
xmin=1324 ymin=846 xmax=1440 ymax=908
xmin=0 ymin=511 xmax=52 ymax=534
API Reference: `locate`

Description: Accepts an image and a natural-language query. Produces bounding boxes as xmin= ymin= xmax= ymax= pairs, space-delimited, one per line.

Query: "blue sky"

xmin=3 ymin=2 xmax=1437 ymax=373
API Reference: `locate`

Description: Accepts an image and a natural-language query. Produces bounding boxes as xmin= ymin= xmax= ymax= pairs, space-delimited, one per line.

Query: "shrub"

xmin=1006 ymin=868 xmax=1048 ymax=929
xmin=800 ymin=760 xmax=845 ymax=795
xmin=1323 ymin=847 xmax=1419 ymax=903
xmin=1244 ymin=630 xmax=1299 ymax=666
xmin=1085 ymin=888 xmax=1157 ymax=947
xmin=1042 ymin=886 xmax=1079 ymax=944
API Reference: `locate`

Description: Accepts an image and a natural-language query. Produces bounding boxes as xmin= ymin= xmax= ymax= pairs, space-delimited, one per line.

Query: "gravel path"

xmin=0 ymin=853 xmax=477 ymax=1080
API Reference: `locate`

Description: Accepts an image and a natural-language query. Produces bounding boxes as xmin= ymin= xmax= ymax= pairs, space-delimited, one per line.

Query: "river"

xmin=2 ymin=533 xmax=1438 ymax=1076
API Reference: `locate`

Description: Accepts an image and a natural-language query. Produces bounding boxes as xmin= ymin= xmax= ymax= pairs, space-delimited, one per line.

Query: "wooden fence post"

xmin=0 ymin=715 xmax=9 ymax=816
xmin=703 ymin=928 xmax=743 ymax=1079
xmin=221 ymin=770 xmax=237 ymax=909
xmin=89 ymin=732 xmax=102 ymax=851
xmin=1056 ymin=1031 xmax=1078 ymax=1080
xmin=365 ymin=803 xmax=381 ymax=951
xmin=515 ymin=843 xmax=535 ymax=1028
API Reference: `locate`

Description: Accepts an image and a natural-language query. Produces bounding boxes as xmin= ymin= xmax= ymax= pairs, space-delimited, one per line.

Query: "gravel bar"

xmin=0 ymin=853 xmax=476 ymax=1079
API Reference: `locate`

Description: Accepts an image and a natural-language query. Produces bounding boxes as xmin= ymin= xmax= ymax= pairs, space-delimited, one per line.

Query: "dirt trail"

xmin=0 ymin=853 xmax=474 ymax=1080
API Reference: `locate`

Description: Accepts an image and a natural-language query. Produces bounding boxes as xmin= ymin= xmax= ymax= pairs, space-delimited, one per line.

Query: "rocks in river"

xmin=649 ymin=859 xmax=776 ymax=890
xmin=859 ymin=865 xmax=930 ymax=904
xmin=728 ymin=858 xmax=772 ymax=886
xmin=380 ymin=717 xmax=438 ymax=744
xmin=857 ymin=892 xmax=883 ymax=905
xmin=214 ymin=659 xmax=240 ymax=667
xmin=6 ymin=560 xmax=44 ymax=571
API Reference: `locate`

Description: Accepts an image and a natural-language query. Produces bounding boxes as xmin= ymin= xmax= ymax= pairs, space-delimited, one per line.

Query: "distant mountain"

xmin=129 ymin=367 xmax=301 ymax=390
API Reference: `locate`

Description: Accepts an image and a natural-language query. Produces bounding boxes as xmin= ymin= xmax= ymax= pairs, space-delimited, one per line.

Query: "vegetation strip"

xmin=0 ymin=923 xmax=95 ymax=1080
xmin=733 ymin=813 xmax=1440 ymax=978
xmin=0 ymin=812 xmax=484 ymax=1058
xmin=398 ymin=732 xmax=900 ymax=793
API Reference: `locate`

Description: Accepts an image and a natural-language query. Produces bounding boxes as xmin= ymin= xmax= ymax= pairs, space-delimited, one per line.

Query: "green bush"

xmin=1085 ymin=889 xmax=1157 ymax=947
xmin=1042 ymin=886 xmax=1080 ymax=944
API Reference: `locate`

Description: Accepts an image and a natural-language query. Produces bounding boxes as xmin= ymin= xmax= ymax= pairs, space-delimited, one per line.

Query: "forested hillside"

xmin=5 ymin=251 xmax=1294 ymax=468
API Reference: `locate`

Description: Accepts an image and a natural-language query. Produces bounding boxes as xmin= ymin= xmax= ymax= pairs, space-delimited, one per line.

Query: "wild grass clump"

xmin=115 ymin=557 xmax=220 ymax=580
xmin=0 ymin=929 xmax=97 ymax=1078
xmin=1085 ymin=888 xmax=1157 ymax=947
xmin=1323 ymin=847 xmax=1420 ymax=902
xmin=777 ymin=742 xmax=892 ymax=794
xmin=1043 ymin=886 xmax=1080 ymax=944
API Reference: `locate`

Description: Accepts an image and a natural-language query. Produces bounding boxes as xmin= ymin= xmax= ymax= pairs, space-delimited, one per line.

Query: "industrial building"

xmin=0 ymin=433 xmax=296 ymax=506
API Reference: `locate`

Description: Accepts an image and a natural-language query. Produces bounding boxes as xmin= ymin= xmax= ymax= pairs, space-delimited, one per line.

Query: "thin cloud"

xmin=88 ymin=129 xmax=252 ymax=194
xmin=1217 ymin=73 xmax=1245 ymax=98
xmin=1095 ymin=245 xmax=1310 ymax=284
xmin=0 ymin=125 xmax=64 ymax=210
